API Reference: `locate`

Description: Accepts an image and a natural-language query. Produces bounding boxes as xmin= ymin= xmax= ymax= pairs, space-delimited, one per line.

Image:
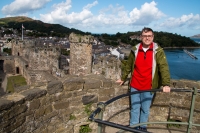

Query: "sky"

xmin=0 ymin=0 xmax=200 ymax=37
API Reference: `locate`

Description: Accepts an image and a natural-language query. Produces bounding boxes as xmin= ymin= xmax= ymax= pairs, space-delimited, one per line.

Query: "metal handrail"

xmin=88 ymin=88 xmax=200 ymax=133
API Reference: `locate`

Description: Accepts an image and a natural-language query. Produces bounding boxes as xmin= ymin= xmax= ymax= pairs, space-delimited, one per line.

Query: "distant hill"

xmin=0 ymin=16 xmax=199 ymax=47
xmin=0 ymin=16 xmax=33 ymax=23
xmin=191 ymin=34 xmax=200 ymax=38
xmin=93 ymin=31 xmax=200 ymax=47
xmin=0 ymin=16 xmax=88 ymax=37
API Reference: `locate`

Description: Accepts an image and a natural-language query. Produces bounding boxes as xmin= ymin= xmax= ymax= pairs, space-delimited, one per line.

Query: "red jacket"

xmin=130 ymin=43 xmax=153 ymax=90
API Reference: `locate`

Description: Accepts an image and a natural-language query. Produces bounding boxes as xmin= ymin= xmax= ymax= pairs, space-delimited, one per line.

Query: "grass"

xmin=6 ymin=75 xmax=27 ymax=93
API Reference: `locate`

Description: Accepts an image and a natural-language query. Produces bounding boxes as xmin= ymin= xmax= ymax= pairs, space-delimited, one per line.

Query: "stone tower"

xmin=69 ymin=33 xmax=94 ymax=75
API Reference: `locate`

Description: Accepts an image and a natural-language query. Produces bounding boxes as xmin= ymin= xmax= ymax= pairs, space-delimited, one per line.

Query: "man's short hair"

xmin=141 ymin=27 xmax=154 ymax=34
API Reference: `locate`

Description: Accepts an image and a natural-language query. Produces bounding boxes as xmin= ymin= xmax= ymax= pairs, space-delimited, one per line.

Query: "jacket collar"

xmin=131 ymin=42 xmax=161 ymax=53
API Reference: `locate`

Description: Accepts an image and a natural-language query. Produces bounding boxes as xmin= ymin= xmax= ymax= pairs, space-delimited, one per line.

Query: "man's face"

xmin=141 ymin=31 xmax=154 ymax=47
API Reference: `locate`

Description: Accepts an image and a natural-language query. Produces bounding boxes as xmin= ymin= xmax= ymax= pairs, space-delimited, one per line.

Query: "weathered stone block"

xmin=83 ymin=74 xmax=113 ymax=88
xmin=53 ymin=101 xmax=69 ymax=110
xmin=15 ymin=85 xmax=30 ymax=93
xmin=40 ymin=97 xmax=50 ymax=106
xmin=63 ymin=77 xmax=84 ymax=91
xmin=3 ymin=117 xmax=26 ymax=133
xmin=34 ymin=106 xmax=45 ymax=119
xmin=99 ymin=88 xmax=115 ymax=97
xmin=73 ymin=90 xmax=86 ymax=97
xmin=44 ymin=105 xmax=53 ymax=115
xmin=99 ymin=96 xmax=113 ymax=102
xmin=5 ymin=94 xmax=25 ymax=105
xmin=34 ymin=105 xmax=53 ymax=119
xmin=102 ymin=79 xmax=112 ymax=88
xmin=68 ymin=96 xmax=82 ymax=106
xmin=20 ymin=88 xmax=47 ymax=101
xmin=47 ymin=80 xmax=63 ymax=95
xmin=29 ymin=99 xmax=40 ymax=110
xmin=24 ymin=110 xmax=34 ymax=121
xmin=43 ymin=111 xmax=58 ymax=122
xmin=0 ymin=114 xmax=25 ymax=133
xmin=0 ymin=99 xmax=14 ymax=111
xmin=60 ymin=92 xmax=73 ymax=99
xmin=82 ymin=95 xmax=98 ymax=105
xmin=84 ymin=79 xmax=101 ymax=89
xmin=0 ymin=117 xmax=15 ymax=129
xmin=3 ymin=104 xmax=27 ymax=120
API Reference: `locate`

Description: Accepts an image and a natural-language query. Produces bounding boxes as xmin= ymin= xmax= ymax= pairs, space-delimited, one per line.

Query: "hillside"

xmin=94 ymin=31 xmax=200 ymax=48
xmin=0 ymin=16 xmax=33 ymax=24
xmin=0 ymin=16 xmax=199 ymax=47
xmin=0 ymin=16 xmax=87 ymax=37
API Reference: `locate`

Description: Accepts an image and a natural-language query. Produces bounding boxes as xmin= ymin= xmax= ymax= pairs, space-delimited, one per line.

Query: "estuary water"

xmin=165 ymin=47 xmax=200 ymax=81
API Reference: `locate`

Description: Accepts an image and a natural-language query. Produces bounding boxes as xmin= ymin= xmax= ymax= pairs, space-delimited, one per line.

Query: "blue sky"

xmin=0 ymin=0 xmax=200 ymax=37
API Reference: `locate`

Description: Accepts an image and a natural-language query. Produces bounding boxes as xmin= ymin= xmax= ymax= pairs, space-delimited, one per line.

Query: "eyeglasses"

xmin=141 ymin=35 xmax=153 ymax=38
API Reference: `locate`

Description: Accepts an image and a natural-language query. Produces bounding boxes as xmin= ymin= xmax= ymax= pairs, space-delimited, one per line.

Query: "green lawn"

xmin=6 ymin=75 xmax=27 ymax=93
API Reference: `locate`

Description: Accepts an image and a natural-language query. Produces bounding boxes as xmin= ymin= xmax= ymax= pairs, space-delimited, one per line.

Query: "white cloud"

xmin=1 ymin=0 xmax=165 ymax=33
xmin=1 ymin=0 xmax=50 ymax=15
xmin=83 ymin=0 xmax=98 ymax=10
xmin=129 ymin=1 xmax=165 ymax=25
xmin=40 ymin=0 xmax=93 ymax=25
xmin=159 ymin=13 xmax=200 ymax=30
xmin=2 ymin=0 xmax=198 ymax=36
xmin=39 ymin=0 xmax=166 ymax=33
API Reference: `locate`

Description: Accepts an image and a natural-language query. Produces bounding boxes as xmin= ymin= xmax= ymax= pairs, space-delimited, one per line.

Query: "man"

xmin=116 ymin=27 xmax=171 ymax=131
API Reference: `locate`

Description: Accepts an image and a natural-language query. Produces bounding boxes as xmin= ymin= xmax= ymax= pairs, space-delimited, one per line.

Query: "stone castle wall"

xmin=12 ymin=40 xmax=60 ymax=72
xmin=10 ymin=40 xmax=61 ymax=85
xmin=27 ymin=47 xmax=60 ymax=71
xmin=0 ymin=76 xmax=200 ymax=133
xmin=92 ymin=56 xmax=122 ymax=80
xmin=0 ymin=56 xmax=15 ymax=74
xmin=8 ymin=35 xmax=121 ymax=85
xmin=1 ymin=36 xmax=200 ymax=133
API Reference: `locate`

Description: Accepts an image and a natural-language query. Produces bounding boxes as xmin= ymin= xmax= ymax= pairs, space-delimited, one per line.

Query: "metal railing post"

xmin=187 ymin=87 xmax=197 ymax=133
xmin=97 ymin=102 xmax=105 ymax=133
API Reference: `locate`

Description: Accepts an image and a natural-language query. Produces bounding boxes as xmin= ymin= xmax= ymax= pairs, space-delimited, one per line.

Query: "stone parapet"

xmin=0 ymin=76 xmax=200 ymax=133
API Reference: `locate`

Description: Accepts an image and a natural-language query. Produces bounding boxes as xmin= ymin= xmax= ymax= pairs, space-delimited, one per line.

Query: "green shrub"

xmin=84 ymin=103 xmax=92 ymax=116
xmin=79 ymin=124 xmax=92 ymax=133
xmin=69 ymin=114 xmax=76 ymax=120
xmin=167 ymin=119 xmax=181 ymax=128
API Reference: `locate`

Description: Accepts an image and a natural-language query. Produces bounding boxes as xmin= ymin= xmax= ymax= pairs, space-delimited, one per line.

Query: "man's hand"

xmin=116 ymin=79 xmax=124 ymax=86
xmin=163 ymin=86 xmax=171 ymax=92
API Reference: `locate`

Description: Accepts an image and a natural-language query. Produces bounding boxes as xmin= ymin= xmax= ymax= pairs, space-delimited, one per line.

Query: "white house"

xmin=109 ymin=48 xmax=124 ymax=59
